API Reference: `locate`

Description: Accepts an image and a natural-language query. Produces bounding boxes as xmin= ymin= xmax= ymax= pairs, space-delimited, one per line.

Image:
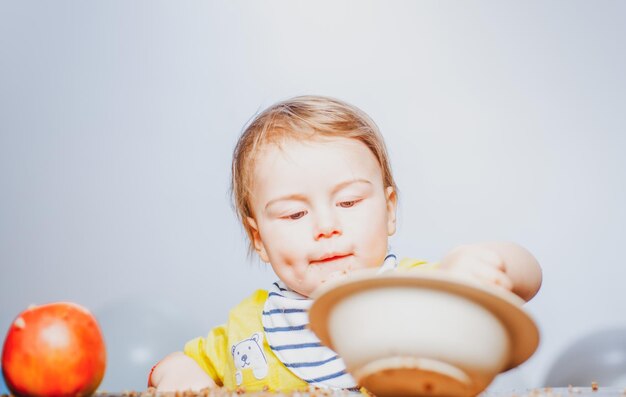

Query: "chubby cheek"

xmin=351 ymin=215 xmax=389 ymax=267
xmin=262 ymin=222 xmax=310 ymax=265
xmin=363 ymin=231 xmax=389 ymax=266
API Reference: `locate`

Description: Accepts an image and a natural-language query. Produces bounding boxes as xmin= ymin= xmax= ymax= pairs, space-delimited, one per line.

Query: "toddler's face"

xmin=247 ymin=137 xmax=397 ymax=297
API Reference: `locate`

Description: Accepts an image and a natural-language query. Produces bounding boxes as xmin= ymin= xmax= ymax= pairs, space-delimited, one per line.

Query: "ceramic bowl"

xmin=309 ymin=270 xmax=540 ymax=397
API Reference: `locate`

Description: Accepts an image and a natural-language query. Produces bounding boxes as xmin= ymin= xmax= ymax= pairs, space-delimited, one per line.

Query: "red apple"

xmin=2 ymin=302 xmax=106 ymax=397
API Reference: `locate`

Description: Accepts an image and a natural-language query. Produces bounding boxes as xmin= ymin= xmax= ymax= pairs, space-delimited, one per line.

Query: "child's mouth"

xmin=310 ymin=253 xmax=353 ymax=265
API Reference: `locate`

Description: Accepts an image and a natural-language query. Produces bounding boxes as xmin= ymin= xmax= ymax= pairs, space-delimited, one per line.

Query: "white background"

xmin=1 ymin=1 xmax=625 ymax=392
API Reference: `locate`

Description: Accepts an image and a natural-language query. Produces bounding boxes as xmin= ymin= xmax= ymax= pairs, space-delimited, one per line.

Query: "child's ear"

xmin=385 ymin=186 xmax=398 ymax=236
xmin=247 ymin=217 xmax=270 ymax=263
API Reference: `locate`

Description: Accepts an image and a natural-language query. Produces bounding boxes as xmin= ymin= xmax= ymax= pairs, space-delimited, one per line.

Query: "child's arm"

xmin=149 ymin=352 xmax=217 ymax=392
xmin=439 ymin=242 xmax=542 ymax=301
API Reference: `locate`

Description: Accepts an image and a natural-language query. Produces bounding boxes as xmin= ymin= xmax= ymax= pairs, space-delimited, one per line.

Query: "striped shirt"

xmin=261 ymin=254 xmax=398 ymax=390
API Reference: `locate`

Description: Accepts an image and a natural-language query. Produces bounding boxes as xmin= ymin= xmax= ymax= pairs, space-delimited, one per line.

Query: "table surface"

xmin=85 ymin=387 xmax=626 ymax=397
xmin=3 ymin=387 xmax=623 ymax=397
xmin=483 ymin=387 xmax=626 ymax=397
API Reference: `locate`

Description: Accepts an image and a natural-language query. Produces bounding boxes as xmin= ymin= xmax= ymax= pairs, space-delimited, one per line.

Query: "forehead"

xmin=250 ymin=137 xmax=383 ymax=198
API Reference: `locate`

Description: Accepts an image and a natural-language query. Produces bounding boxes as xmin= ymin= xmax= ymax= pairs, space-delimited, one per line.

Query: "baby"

xmin=148 ymin=95 xmax=542 ymax=393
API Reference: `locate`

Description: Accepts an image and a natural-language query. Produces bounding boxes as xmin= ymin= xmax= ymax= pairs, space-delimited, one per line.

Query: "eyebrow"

xmin=264 ymin=179 xmax=373 ymax=211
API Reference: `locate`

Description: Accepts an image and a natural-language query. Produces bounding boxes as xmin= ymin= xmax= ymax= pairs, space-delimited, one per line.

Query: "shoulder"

xmin=229 ymin=289 xmax=269 ymax=317
xmin=398 ymin=258 xmax=439 ymax=270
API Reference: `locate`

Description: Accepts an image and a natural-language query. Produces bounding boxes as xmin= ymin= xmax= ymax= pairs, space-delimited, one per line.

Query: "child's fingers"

xmin=473 ymin=248 xmax=507 ymax=272
xmin=470 ymin=264 xmax=513 ymax=291
xmin=440 ymin=245 xmax=513 ymax=290
xmin=441 ymin=245 xmax=506 ymax=273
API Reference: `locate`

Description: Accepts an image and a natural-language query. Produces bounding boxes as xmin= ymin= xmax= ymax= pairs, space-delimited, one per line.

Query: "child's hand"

xmin=438 ymin=242 xmax=542 ymax=301
xmin=149 ymin=352 xmax=217 ymax=392
xmin=439 ymin=244 xmax=514 ymax=291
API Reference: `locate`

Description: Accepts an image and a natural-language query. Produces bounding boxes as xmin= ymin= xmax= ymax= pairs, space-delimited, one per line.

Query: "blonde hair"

xmin=231 ymin=95 xmax=397 ymax=254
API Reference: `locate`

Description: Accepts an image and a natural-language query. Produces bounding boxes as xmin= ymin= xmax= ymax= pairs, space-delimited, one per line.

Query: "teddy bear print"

xmin=231 ymin=332 xmax=268 ymax=385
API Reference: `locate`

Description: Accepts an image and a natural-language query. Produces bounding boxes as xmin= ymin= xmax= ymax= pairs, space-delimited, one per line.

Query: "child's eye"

xmin=284 ymin=211 xmax=306 ymax=220
xmin=338 ymin=200 xmax=359 ymax=208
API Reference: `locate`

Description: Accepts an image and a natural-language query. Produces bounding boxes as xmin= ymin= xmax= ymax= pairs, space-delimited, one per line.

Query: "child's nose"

xmin=314 ymin=211 xmax=341 ymax=240
xmin=315 ymin=227 xmax=341 ymax=240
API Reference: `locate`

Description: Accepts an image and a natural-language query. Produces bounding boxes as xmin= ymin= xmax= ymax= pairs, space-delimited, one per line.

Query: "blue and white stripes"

xmin=261 ymin=254 xmax=398 ymax=390
xmin=262 ymin=280 xmax=358 ymax=389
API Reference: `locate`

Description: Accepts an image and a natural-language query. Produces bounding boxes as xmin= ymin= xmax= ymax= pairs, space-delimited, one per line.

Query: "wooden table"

xmin=84 ymin=387 xmax=626 ymax=397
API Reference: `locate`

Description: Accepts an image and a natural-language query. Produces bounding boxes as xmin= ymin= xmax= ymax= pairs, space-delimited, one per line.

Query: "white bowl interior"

xmin=328 ymin=286 xmax=510 ymax=393
xmin=309 ymin=271 xmax=540 ymax=397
